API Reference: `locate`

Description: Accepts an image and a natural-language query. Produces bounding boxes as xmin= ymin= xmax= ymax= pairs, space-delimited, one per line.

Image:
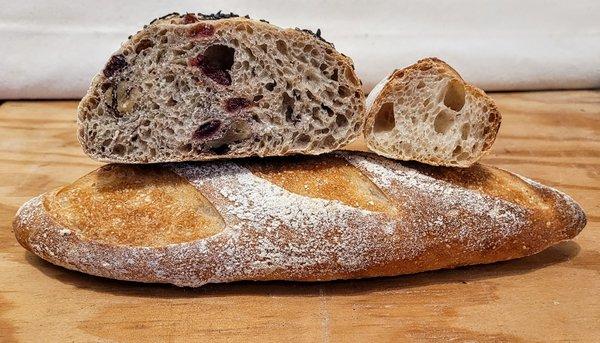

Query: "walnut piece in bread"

xmin=364 ymin=58 xmax=501 ymax=167
xmin=77 ymin=13 xmax=365 ymax=163
xmin=13 ymin=152 xmax=586 ymax=287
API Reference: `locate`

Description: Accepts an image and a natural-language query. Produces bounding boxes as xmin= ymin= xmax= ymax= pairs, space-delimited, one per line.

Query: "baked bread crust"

xmin=77 ymin=13 xmax=365 ymax=163
xmin=13 ymin=152 xmax=586 ymax=287
xmin=364 ymin=58 xmax=501 ymax=167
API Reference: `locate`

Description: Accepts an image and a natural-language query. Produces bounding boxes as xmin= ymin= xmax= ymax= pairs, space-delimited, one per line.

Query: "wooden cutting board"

xmin=0 ymin=91 xmax=599 ymax=342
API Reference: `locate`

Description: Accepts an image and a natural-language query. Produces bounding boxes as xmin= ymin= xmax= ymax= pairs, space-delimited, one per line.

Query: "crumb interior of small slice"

xmin=368 ymin=66 xmax=498 ymax=166
xmin=44 ymin=165 xmax=225 ymax=247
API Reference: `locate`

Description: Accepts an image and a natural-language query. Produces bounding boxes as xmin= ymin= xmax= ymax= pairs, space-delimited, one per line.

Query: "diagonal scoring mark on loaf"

xmin=243 ymin=155 xmax=398 ymax=214
xmin=340 ymin=152 xmax=534 ymax=239
xmin=171 ymin=159 xmax=405 ymax=274
xmin=44 ymin=164 xmax=225 ymax=247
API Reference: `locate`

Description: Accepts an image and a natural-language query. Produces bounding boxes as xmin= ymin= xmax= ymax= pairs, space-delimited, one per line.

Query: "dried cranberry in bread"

xmin=77 ymin=12 xmax=365 ymax=162
xmin=13 ymin=152 xmax=586 ymax=287
xmin=365 ymin=58 xmax=501 ymax=167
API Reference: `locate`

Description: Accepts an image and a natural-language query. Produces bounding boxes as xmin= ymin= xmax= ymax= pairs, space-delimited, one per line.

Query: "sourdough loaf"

xmin=77 ymin=12 xmax=365 ymax=163
xmin=13 ymin=152 xmax=586 ymax=287
xmin=365 ymin=58 xmax=501 ymax=167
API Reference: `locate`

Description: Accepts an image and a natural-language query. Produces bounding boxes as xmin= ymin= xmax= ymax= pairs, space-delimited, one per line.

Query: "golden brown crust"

xmin=245 ymin=155 xmax=394 ymax=214
xmin=13 ymin=152 xmax=586 ymax=287
xmin=43 ymin=165 xmax=224 ymax=247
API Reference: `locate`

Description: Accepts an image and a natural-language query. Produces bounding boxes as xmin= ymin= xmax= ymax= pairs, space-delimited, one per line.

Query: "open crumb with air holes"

xmin=77 ymin=12 xmax=365 ymax=163
xmin=364 ymin=58 xmax=501 ymax=167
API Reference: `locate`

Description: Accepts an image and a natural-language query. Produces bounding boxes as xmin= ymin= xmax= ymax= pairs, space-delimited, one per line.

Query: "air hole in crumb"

xmin=483 ymin=125 xmax=491 ymax=137
xmin=433 ymin=109 xmax=455 ymax=134
xmin=253 ymin=94 xmax=263 ymax=102
xmin=166 ymin=98 xmax=177 ymax=106
xmin=294 ymin=134 xmax=311 ymax=148
xmin=323 ymin=135 xmax=336 ymax=147
xmin=331 ymin=69 xmax=339 ymax=81
xmin=372 ymin=102 xmax=395 ymax=133
xmin=461 ymin=123 xmax=470 ymax=139
xmin=452 ymin=145 xmax=462 ymax=157
xmin=417 ymin=81 xmax=425 ymax=89
xmin=265 ymin=82 xmax=276 ymax=91
xmin=276 ymin=40 xmax=287 ymax=54
xmin=203 ymin=44 xmax=235 ymax=68
xmin=282 ymin=93 xmax=297 ymax=123
xmin=113 ymin=144 xmax=126 ymax=156
xmin=321 ymin=104 xmax=334 ymax=116
xmin=443 ymin=79 xmax=466 ymax=111
xmin=259 ymin=44 xmax=268 ymax=53
xmin=338 ymin=85 xmax=351 ymax=97
xmin=192 ymin=44 xmax=235 ymax=86
xmin=335 ymin=113 xmax=348 ymax=127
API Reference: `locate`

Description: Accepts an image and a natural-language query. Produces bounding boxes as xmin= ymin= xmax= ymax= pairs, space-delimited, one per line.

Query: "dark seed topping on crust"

xmin=194 ymin=11 xmax=249 ymax=20
xmin=295 ymin=28 xmax=334 ymax=47
xmin=103 ymin=54 xmax=127 ymax=77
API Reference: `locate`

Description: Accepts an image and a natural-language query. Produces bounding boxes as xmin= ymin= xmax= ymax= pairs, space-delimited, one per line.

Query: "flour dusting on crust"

xmin=12 ymin=152 xmax=587 ymax=287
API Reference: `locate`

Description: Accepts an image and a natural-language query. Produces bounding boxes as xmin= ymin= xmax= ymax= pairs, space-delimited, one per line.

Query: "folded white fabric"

xmin=1 ymin=0 xmax=599 ymax=99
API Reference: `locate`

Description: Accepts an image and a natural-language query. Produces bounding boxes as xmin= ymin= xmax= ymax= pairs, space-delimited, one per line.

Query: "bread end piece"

xmin=364 ymin=58 xmax=501 ymax=167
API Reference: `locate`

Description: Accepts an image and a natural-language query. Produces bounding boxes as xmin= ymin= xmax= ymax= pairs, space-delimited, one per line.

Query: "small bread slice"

xmin=364 ymin=58 xmax=501 ymax=167
xmin=77 ymin=12 xmax=365 ymax=163
xmin=13 ymin=152 xmax=586 ymax=287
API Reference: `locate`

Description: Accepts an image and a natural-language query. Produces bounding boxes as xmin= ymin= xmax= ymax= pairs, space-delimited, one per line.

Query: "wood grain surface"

xmin=0 ymin=91 xmax=599 ymax=342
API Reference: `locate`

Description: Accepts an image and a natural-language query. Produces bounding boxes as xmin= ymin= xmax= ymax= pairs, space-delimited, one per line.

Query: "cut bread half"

xmin=364 ymin=58 xmax=501 ymax=167
xmin=77 ymin=12 xmax=365 ymax=163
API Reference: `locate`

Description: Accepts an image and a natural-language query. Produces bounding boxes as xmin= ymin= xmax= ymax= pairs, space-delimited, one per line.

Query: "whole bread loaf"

xmin=13 ymin=152 xmax=586 ymax=287
xmin=77 ymin=12 xmax=365 ymax=163
xmin=365 ymin=58 xmax=501 ymax=167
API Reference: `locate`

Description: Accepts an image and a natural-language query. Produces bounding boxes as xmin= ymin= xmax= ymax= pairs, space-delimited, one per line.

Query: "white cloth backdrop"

xmin=1 ymin=0 xmax=599 ymax=99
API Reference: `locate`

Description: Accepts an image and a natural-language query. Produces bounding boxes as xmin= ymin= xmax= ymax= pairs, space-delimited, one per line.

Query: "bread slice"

xmin=13 ymin=152 xmax=586 ymax=287
xmin=364 ymin=58 xmax=501 ymax=167
xmin=77 ymin=12 xmax=365 ymax=163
